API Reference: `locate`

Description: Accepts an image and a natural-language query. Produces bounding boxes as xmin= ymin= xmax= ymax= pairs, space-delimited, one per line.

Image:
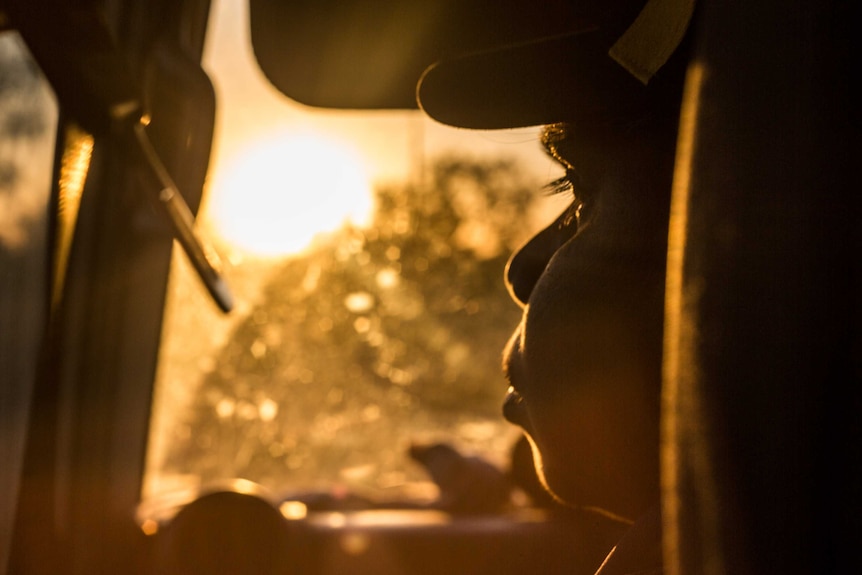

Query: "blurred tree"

xmin=0 ymin=33 xmax=53 ymax=251
xmin=0 ymin=33 xmax=55 ymax=572
xmin=164 ymin=156 xmax=538 ymax=497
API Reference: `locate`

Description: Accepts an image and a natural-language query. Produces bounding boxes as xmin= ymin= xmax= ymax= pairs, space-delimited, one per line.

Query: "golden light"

xmin=140 ymin=518 xmax=159 ymax=536
xmin=279 ymin=500 xmax=308 ymax=520
xmin=208 ymin=131 xmax=373 ymax=258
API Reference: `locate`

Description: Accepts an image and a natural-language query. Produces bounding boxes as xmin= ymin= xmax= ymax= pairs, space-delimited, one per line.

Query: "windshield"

xmin=143 ymin=0 xmax=568 ymax=511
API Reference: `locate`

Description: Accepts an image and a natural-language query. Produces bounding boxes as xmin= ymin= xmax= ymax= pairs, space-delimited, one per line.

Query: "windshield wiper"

xmin=130 ymin=116 xmax=234 ymax=313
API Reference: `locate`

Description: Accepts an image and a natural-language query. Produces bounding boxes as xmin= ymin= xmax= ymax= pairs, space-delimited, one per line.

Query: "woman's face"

xmin=501 ymin=121 xmax=675 ymax=521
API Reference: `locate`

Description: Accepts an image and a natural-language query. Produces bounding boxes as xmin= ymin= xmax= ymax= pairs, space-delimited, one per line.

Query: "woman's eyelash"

xmin=543 ymin=169 xmax=582 ymax=228
xmin=539 ymin=124 xmax=593 ymax=228
xmin=541 ymin=124 xmax=579 ymax=200
xmin=543 ymin=169 xmax=577 ymax=199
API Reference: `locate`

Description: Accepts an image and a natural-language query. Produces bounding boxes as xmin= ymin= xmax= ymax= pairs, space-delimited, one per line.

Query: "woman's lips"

xmin=503 ymin=385 xmax=528 ymax=426
xmin=502 ymin=326 xmax=529 ymax=427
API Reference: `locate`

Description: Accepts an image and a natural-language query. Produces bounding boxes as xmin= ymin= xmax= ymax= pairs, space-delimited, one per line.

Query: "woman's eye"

xmin=544 ymin=169 xmax=583 ymax=240
xmin=553 ymin=205 xmax=581 ymax=256
xmin=544 ymin=169 xmax=577 ymax=200
xmin=559 ymin=201 xmax=580 ymax=231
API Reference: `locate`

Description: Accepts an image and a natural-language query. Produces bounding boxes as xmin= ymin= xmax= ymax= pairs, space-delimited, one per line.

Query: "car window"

xmin=142 ymin=0 xmax=568 ymax=509
xmin=0 ymin=29 xmax=58 ymax=570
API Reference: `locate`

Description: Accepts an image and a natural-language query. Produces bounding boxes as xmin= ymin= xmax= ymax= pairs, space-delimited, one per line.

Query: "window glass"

xmin=144 ymin=0 xmax=567 ymax=509
xmin=0 ymin=29 xmax=57 ymax=569
xmin=0 ymin=32 xmax=56 ymax=254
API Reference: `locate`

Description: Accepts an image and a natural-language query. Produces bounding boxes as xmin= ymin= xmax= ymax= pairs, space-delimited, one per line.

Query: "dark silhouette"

xmin=408 ymin=441 xmax=511 ymax=515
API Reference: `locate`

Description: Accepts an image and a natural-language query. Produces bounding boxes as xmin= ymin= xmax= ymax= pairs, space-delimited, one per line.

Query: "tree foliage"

xmin=164 ymin=156 xmax=537 ymax=496
xmin=0 ymin=34 xmax=54 ymax=252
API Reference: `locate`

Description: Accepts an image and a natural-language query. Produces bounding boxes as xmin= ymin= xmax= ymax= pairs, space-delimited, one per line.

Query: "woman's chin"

xmin=532 ymin=459 xmax=578 ymax=507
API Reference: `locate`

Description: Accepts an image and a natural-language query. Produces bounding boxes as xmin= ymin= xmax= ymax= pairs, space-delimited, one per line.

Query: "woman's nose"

xmin=505 ymin=212 xmax=573 ymax=305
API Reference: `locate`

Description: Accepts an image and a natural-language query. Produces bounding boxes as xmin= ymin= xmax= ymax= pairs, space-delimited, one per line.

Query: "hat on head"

xmin=417 ymin=0 xmax=696 ymax=129
xmin=248 ymin=0 xmax=694 ymax=127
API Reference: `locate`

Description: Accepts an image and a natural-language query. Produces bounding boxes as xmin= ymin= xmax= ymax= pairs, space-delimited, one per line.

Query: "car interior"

xmin=0 ymin=1 xmax=857 ymax=574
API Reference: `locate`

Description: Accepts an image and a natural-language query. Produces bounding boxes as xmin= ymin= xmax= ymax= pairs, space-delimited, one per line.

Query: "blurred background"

xmin=13 ymin=0 xmax=570 ymax=508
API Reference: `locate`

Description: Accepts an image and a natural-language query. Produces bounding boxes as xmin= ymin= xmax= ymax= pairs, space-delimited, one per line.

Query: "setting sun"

xmin=207 ymin=131 xmax=373 ymax=258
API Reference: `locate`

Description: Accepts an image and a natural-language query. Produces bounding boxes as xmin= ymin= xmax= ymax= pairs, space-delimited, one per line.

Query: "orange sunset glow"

xmin=207 ymin=130 xmax=373 ymax=258
xmin=195 ymin=0 xmax=554 ymax=261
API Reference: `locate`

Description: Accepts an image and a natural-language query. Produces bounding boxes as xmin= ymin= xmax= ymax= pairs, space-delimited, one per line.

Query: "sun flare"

xmin=208 ymin=131 xmax=373 ymax=258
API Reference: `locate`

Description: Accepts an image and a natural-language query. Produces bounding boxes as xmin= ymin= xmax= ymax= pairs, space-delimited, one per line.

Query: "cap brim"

xmin=248 ymin=0 xmax=608 ymax=112
xmin=417 ymin=28 xmax=685 ymax=130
